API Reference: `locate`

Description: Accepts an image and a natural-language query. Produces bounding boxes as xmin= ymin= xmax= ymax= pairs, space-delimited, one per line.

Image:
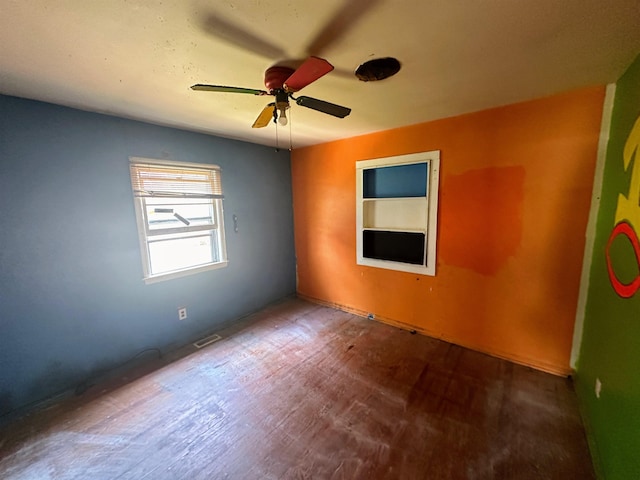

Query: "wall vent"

xmin=193 ymin=334 xmax=222 ymax=349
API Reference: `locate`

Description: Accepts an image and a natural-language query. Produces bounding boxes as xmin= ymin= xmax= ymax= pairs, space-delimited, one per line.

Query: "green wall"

xmin=577 ymin=55 xmax=640 ymax=479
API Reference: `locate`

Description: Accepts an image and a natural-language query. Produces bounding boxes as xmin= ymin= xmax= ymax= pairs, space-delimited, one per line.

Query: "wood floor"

xmin=0 ymin=298 xmax=594 ymax=479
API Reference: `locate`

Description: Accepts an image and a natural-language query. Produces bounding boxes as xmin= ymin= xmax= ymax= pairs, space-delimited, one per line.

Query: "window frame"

xmin=356 ymin=151 xmax=440 ymax=276
xmin=129 ymin=157 xmax=228 ymax=284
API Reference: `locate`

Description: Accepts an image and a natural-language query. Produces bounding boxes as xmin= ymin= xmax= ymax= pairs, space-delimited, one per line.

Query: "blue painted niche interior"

xmin=363 ymin=162 xmax=428 ymax=198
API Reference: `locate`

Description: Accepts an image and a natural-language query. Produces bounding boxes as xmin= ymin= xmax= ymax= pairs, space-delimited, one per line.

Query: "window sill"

xmin=143 ymin=260 xmax=229 ymax=284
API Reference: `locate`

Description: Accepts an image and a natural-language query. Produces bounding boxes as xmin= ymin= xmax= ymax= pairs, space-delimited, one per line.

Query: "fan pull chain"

xmin=288 ymin=108 xmax=293 ymax=151
xmin=275 ymin=120 xmax=280 ymax=152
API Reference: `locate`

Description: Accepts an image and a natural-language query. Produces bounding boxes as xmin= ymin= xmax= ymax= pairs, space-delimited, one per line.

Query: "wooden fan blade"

xmin=191 ymin=84 xmax=268 ymax=95
xmin=295 ymin=96 xmax=351 ymax=118
xmin=252 ymin=103 xmax=275 ymax=128
xmin=283 ymin=57 xmax=334 ymax=93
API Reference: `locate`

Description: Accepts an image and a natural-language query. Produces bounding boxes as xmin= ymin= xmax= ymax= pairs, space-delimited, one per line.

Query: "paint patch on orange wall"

xmin=440 ymin=166 xmax=525 ymax=276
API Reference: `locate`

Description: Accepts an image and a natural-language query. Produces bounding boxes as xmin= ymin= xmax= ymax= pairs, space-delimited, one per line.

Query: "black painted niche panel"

xmin=362 ymin=230 xmax=425 ymax=265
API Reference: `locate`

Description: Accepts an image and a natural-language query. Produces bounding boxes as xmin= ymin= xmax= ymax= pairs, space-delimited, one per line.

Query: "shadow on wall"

xmin=0 ymin=361 xmax=87 ymax=420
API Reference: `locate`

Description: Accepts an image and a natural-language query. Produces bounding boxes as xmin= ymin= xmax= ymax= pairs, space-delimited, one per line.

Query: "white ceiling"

xmin=1 ymin=0 xmax=639 ymax=149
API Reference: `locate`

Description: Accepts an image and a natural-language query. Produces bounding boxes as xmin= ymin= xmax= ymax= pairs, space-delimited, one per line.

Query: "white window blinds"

xmin=130 ymin=162 xmax=223 ymax=199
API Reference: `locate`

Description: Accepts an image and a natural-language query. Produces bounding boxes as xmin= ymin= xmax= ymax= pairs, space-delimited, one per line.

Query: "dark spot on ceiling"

xmin=355 ymin=57 xmax=401 ymax=82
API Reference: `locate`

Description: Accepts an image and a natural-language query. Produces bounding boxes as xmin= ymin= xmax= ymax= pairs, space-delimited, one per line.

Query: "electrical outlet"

xmin=178 ymin=307 xmax=187 ymax=321
xmin=595 ymin=378 xmax=602 ymax=399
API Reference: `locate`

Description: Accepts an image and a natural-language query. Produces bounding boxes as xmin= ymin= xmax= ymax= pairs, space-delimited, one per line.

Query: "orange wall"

xmin=291 ymin=86 xmax=605 ymax=375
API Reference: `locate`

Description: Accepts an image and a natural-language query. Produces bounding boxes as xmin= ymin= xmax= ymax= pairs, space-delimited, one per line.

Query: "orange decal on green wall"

xmin=606 ymin=221 xmax=640 ymax=297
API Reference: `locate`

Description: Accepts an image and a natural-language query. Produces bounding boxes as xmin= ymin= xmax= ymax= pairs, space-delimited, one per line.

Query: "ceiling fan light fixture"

xmin=278 ymin=107 xmax=289 ymax=126
xmin=355 ymin=57 xmax=401 ymax=82
xmin=273 ymin=89 xmax=290 ymax=126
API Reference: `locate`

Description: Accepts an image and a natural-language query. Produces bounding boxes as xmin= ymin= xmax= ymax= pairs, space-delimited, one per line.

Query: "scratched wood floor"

xmin=0 ymin=298 xmax=594 ymax=479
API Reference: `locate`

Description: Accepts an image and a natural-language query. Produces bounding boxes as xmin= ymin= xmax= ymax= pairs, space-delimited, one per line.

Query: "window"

xmin=129 ymin=158 xmax=228 ymax=283
xmin=356 ymin=151 xmax=440 ymax=275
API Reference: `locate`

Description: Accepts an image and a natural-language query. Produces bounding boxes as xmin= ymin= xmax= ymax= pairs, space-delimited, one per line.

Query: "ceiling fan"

xmin=191 ymin=56 xmax=351 ymax=128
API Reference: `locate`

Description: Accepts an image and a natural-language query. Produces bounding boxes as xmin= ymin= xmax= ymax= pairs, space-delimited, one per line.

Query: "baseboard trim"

xmin=298 ymin=293 xmax=572 ymax=377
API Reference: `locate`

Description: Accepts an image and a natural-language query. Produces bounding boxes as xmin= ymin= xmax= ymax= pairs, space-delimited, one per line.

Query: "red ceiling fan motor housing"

xmin=264 ymin=66 xmax=295 ymax=92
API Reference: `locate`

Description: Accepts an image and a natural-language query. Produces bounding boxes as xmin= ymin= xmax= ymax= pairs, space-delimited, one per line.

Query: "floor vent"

xmin=193 ymin=334 xmax=222 ymax=349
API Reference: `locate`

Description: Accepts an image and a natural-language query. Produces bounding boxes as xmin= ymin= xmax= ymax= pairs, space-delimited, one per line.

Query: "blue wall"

xmin=0 ymin=95 xmax=296 ymax=416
